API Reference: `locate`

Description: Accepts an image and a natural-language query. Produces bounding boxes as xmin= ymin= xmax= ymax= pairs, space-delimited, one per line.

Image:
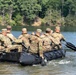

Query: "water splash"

xmin=58 ymin=60 xmax=71 ymax=64
xmin=48 ymin=59 xmax=71 ymax=66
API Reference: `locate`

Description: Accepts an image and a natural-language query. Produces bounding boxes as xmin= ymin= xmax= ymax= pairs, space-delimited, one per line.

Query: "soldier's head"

xmin=7 ymin=25 xmax=12 ymax=33
xmin=2 ymin=28 xmax=7 ymax=36
xmin=31 ymin=32 xmax=35 ymax=35
xmin=45 ymin=28 xmax=53 ymax=34
xmin=22 ymin=28 xmax=27 ymax=34
xmin=36 ymin=29 xmax=42 ymax=36
xmin=46 ymin=28 xmax=51 ymax=33
xmin=56 ymin=19 xmax=61 ymax=25
xmin=55 ymin=26 xmax=60 ymax=33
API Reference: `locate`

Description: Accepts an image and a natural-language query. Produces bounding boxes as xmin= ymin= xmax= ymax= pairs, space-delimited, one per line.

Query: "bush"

xmin=43 ymin=9 xmax=61 ymax=26
xmin=65 ymin=14 xmax=76 ymax=26
xmin=14 ymin=14 xmax=24 ymax=26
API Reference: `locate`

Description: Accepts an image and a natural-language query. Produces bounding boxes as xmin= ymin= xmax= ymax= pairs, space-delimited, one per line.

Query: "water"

xmin=0 ymin=31 xmax=76 ymax=75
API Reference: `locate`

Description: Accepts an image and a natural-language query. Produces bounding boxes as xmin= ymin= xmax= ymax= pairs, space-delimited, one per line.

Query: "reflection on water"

xmin=0 ymin=32 xmax=76 ymax=75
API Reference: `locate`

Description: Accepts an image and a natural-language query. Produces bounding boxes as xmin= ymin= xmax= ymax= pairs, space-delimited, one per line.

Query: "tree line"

xmin=0 ymin=0 xmax=76 ymax=26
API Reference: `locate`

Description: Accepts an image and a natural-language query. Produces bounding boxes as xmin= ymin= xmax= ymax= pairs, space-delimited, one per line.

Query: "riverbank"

xmin=0 ymin=25 xmax=76 ymax=32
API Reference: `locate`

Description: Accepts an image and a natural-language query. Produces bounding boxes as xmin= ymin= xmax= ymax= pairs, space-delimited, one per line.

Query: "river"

xmin=0 ymin=31 xmax=76 ymax=75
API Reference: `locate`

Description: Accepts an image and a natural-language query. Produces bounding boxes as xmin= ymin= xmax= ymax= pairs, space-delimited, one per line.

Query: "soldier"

xmin=29 ymin=29 xmax=42 ymax=54
xmin=41 ymin=28 xmax=61 ymax=50
xmin=0 ymin=32 xmax=5 ymax=51
xmin=0 ymin=29 xmax=22 ymax=52
xmin=29 ymin=29 xmax=47 ymax=65
xmin=52 ymin=26 xmax=65 ymax=49
xmin=18 ymin=28 xmax=30 ymax=48
xmin=6 ymin=25 xmax=17 ymax=41
xmin=40 ymin=28 xmax=52 ymax=52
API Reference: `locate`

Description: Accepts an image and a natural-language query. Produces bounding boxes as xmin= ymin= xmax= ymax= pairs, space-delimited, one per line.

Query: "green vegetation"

xmin=0 ymin=0 xmax=76 ymax=26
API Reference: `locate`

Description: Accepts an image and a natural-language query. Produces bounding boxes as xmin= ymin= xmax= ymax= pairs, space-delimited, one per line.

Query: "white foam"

xmin=33 ymin=65 xmax=39 ymax=66
xmin=48 ymin=61 xmax=57 ymax=66
xmin=47 ymin=60 xmax=71 ymax=66
xmin=58 ymin=60 xmax=71 ymax=64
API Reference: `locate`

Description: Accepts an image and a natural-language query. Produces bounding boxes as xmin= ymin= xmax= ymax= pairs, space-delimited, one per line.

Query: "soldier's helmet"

xmin=2 ymin=29 xmax=7 ymax=32
xmin=55 ymin=26 xmax=60 ymax=33
xmin=46 ymin=28 xmax=51 ymax=32
xmin=36 ymin=29 xmax=42 ymax=33
xmin=6 ymin=25 xmax=12 ymax=33
xmin=7 ymin=25 xmax=12 ymax=30
xmin=55 ymin=26 xmax=60 ymax=30
xmin=22 ymin=28 xmax=27 ymax=34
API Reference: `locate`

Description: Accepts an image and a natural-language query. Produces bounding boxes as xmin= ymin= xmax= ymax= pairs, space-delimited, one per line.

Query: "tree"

xmin=38 ymin=0 xmax=49 ymax=18
xmin=20 ymin=0 xmax=41 ymax=21
xmin=0 ymin=0 xmax=16 ymax=25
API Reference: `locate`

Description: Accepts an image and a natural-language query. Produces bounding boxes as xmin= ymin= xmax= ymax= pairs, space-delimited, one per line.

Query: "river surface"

xmin=0 ymin=31 xmax=76 ymax=75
